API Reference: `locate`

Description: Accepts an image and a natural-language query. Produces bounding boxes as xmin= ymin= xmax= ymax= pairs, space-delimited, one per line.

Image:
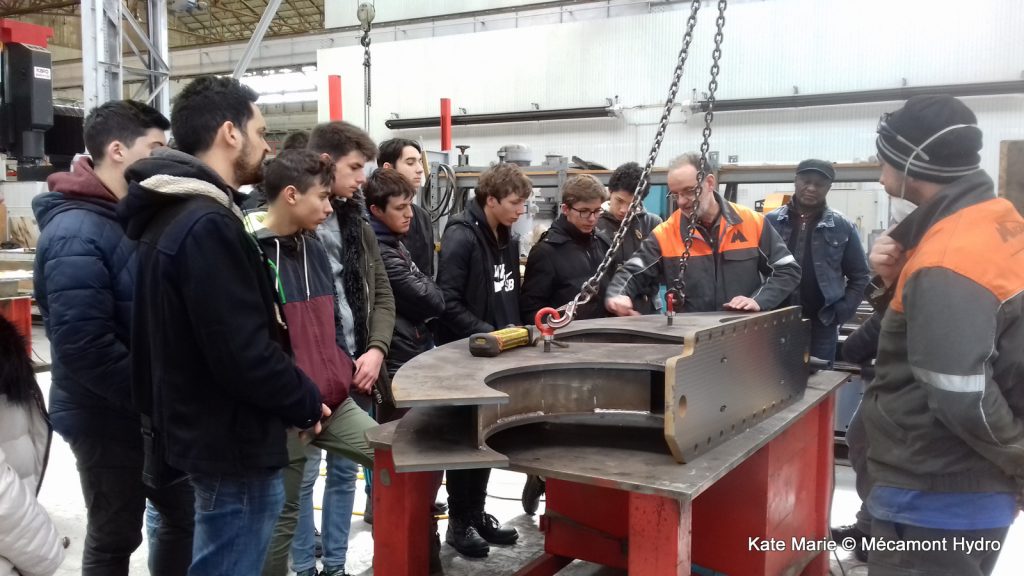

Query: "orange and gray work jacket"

xmin=863 ymin=170 xmax=1024 ymax=495
xmin=606 ymin=193 xmax=800 ymax=312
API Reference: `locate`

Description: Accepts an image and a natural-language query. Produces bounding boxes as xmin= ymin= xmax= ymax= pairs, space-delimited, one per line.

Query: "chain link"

xmin=545 ymin=0 xmax=728 ymax=329
xmin=668 ymin=0 xmax=727 ymax=312
xmin=358 ymin=3 xmax=374 ymax=130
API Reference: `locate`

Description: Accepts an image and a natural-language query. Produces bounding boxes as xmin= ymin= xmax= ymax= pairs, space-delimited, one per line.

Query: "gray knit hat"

xmin=875 ymin=95 xmax=983 ymax=184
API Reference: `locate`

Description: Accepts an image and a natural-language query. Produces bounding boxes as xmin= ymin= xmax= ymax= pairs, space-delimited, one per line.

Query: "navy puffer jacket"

xmin=33 ymin=157 xmax=138 ymax=440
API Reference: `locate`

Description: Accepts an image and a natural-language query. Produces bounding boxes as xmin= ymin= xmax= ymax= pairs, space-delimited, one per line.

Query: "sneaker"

xmin=321 ymin=566 xmax=350 ymax=576
xmin=295 ymin=570 xmax=318 ymax=576
xmin=314 ymin=526 xmax=323 ymax=558
xmin=472 ymin=512 xmax=519 ymax=545
xmin=831 ymin=523 xmax=868 ymax=562
xmin=432 ymin=500 xmax=449 ymax=516
xmin=445 ymin=517 xmax=489 ymax=558
xmin=521 ymin=475 xmax=546 ymax=515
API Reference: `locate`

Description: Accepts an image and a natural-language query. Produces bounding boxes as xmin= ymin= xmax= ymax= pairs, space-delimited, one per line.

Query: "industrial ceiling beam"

xmin=232 ymin=0 xmax=283 ymax=79
xmin=0 ymin=0 xmax=78 ymax=17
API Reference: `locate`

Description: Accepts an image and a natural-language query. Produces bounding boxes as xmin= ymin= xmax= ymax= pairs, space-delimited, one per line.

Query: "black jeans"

xmin=869 ymin=520 xmax=1008 ymax=576
xmin=68 ymin=434 xmax=195 ymax=576
xmin=446 ymin=468 xmax=491 ymax=519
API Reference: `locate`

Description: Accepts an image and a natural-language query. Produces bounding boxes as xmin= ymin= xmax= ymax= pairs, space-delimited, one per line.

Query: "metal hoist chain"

xmin=669 ymin=0 xmax=728 ymax=312
xmin=357 ymin=2 xmax=375 ymax=130
xmin=541 ymin=0 xmax=727 ymax=330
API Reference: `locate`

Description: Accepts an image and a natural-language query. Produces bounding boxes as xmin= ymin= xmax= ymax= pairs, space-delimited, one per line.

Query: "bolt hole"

xmin=720 ymin=404 xmax=727 ymax=412
xmin=677 ymin=395 xmax=688 ymax=419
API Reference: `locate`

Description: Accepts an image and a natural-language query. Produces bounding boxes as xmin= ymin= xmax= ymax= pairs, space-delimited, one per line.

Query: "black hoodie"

xmin=119 ymin=148 xmax=322 ymax=475
xmin=521 ymin=215 xmax=611 ymax=323
xmin=435 ymin=199 xmax=522 ymax=344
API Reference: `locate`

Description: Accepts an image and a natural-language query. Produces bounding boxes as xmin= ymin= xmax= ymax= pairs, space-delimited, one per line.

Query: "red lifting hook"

xmin=665 ymin=292 xmax=676 ymax=326
xmin=535 ymin=307 xmax=560 ymax=352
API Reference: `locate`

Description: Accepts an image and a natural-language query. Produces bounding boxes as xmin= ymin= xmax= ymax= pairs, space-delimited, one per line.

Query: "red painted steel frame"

xmin=374 ymin=397 xmax=835 ymax=576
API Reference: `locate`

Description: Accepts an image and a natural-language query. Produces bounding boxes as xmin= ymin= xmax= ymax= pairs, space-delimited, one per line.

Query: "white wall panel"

xmin=316 ymin=0 xmax=1024 ymax=186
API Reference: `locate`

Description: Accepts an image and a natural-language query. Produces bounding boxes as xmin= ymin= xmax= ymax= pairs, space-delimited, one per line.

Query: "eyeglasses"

xmin=568 ymin=206 xmax=602 ymax=219
xmin=877 ymin=112 xmax=931 ymax=161
xmin=667 ymin=187 xmax=701 ymax=203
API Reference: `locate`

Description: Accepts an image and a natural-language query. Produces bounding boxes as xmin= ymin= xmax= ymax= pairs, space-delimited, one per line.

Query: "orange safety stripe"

xmin=892 ymin=198 xmax=1024 ymax=312
xmin=652 ymin=203 xmax=764 ymax=258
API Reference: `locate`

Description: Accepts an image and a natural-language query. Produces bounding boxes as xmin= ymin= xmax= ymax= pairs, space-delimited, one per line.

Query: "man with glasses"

xmin=605 ymin=152 xmax=800 ymax=316
xmin=596 ymin=162 xmax=663 ymax=314
xmin=519 ymin=174 xmax=611 ymax=515
xmin=859 ymin=95 xmax=1024 ymax=575
xmin=521 ymin=174 xmax=612 ymax=323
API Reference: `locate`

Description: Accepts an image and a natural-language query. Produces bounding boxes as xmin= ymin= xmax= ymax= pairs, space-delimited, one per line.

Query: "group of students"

xmin=5 ymin=72 xmax=1022 ymax=576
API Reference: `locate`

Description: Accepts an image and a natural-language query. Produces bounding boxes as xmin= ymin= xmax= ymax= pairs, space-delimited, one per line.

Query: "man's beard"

xmin=233 ymin=137 xmax=264 ymax=186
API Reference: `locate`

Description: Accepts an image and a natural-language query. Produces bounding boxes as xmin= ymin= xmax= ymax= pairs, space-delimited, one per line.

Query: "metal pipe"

xmin=328 ymin=74 xmax=342 ymax=120
xmin=386 ymin=106 xmax=615 ymax=130
xmin=696 ymin=81 xmax=1024 ymax=113
xmin=440 ymin=98 xmax=452 ymax=151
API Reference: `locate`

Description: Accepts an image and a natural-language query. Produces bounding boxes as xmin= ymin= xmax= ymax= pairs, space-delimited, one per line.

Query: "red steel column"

xmin=328 ymin=75 xmax=343 ymax=121
xmin=440 ymin=98 xmax=452 ymax=152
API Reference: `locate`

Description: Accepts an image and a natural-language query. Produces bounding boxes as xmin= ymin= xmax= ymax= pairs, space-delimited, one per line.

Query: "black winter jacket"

xmin=370 ymin=217 xmax=444 ymax=376
xmin=119 ymin=148 xmax=322 ymax=475
xmin=407 ymin=203 xmax=435 ymax=278
xmin=521 ymin=216 xmax=611 ymax=323
xmin=436 ymin=200 xmax=522 ymax=344
xmin=595 ymin=210 xmax=662 ymax=314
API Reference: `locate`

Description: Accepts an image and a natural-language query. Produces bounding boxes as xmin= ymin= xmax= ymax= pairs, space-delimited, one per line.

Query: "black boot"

xmin=521 ymin=475 xmax=546 ymax=515
xmin=429 ymin=526 xmax=444 ymax=575
xmin=472 ymin=512 xmax=519 ymax=545
xmin=831 ymin=523 xmax=868 ymax=562
xmin=363 ymin=497 xmax=373 ymax=525
xmin=445 ymin=517 xmax=489 ymax=558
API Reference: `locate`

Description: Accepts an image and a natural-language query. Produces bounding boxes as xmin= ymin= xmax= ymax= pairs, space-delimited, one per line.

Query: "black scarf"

xmin=332 ymin=196 xmax=370 ymax=354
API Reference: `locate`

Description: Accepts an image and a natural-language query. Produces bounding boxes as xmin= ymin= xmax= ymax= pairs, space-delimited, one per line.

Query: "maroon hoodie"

xmin=46 ymin=157 xmax=118 ymax=202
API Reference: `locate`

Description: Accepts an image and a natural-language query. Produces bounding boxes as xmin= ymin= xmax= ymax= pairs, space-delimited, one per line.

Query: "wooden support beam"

xmin=1000 ymin=140 xmax=1024 ymax=216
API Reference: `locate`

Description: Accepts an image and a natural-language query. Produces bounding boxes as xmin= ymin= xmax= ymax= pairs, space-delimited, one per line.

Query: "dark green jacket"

xmin=864 ymin=171 xmax=1024 ymax=495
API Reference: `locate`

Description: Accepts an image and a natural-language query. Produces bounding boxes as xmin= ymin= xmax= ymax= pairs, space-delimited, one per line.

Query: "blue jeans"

xmin=809 ymin=320 xmax=839 ymax=364
xmin=189 ymin=471 xmax=284 ymax=576
xmin=290 ymin=446 xmax=323 ymax=573
xmin=316 ymin=453 xmax=359 ymax=570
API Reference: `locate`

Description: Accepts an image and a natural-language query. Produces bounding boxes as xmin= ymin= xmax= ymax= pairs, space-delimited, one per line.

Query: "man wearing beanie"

xmin=861 ymin=94 xmax=1024 ymax=575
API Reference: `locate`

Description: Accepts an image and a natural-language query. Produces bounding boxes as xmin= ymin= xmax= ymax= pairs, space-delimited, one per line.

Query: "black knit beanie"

xmin=875 ymin=95 xmax=983 ymax=184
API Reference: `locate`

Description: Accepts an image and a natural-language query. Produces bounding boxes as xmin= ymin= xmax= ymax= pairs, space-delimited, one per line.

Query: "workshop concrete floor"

xmin=30 ymin=327 xmax=1023 ymax=575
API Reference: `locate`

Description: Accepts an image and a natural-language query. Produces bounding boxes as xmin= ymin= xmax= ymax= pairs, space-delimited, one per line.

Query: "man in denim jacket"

xmin=765 ymin=159 xmax=870 ymax=362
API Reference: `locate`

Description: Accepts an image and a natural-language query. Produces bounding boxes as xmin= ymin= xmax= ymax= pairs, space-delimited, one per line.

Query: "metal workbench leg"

xmin=629 ymin=493 xmax=693 ymax=576
xmin=690 ymin=399 xmax=836 ymax=576
xmin=372 ymin=447 xmax=438 ymax=575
